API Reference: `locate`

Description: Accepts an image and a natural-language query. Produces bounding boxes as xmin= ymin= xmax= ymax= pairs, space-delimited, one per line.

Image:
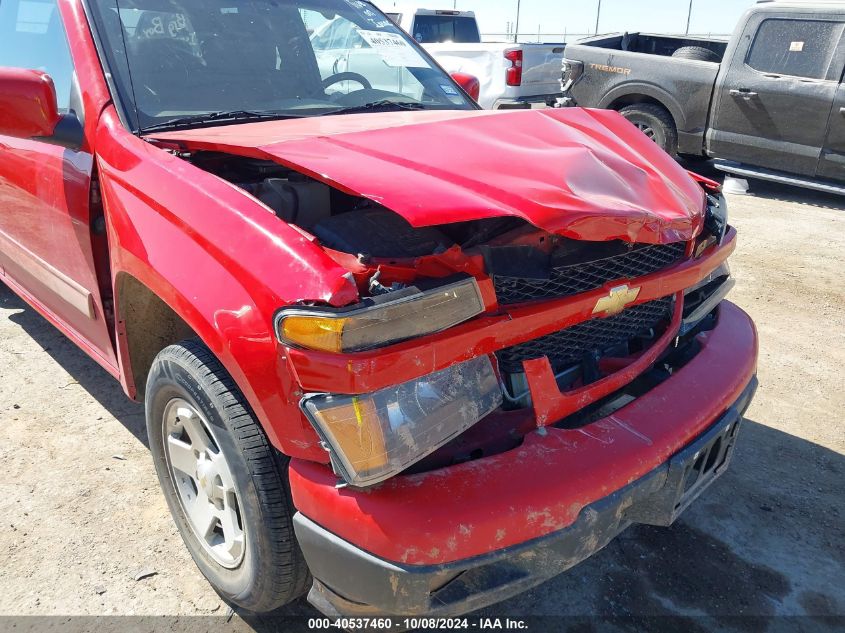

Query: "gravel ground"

xmin=1 ymin=178 xmax=843 ymax=632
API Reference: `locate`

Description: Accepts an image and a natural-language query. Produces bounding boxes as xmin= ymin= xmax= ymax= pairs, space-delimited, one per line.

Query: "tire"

xmin=619 ymin=103 xmax=678 ymax=157
xmin=672 ymin=46 xmax=721 ymax=63
xmin=145 ymin=339 xmax=310 ymax=613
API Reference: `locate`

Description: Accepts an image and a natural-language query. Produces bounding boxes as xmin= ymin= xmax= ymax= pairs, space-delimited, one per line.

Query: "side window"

xmin=0 ymin=0 xmax=74 ymax=110
xmin=746 ymin=18 xmax=845 ymax=80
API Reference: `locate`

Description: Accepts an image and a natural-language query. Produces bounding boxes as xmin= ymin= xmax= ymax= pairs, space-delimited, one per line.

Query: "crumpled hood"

xmin=151 ymin=108 xmax=706 ymax=244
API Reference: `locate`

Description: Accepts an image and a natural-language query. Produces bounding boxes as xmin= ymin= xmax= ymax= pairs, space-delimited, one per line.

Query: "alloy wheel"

xmin=162 ymin=398 xmax=245 ymax=568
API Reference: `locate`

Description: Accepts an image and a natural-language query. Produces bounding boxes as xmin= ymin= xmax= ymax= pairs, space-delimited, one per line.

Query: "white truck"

xmin=372 ymin=5 xmax=566 ymax=109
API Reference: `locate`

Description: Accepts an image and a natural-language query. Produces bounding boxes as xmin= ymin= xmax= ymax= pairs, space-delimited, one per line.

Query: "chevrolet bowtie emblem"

xmin=592 ymin=284 xmax=641 ymax=317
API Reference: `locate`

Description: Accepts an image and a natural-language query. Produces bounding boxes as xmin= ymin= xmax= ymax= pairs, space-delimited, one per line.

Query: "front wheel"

xmin=619 ymin=103 xmax=678 ymax=157
xmin=145 ymin=340 xmax=310 ymax=612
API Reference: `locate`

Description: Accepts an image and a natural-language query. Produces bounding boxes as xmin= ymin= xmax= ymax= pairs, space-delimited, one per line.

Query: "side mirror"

xmin=451 ymin=72 xmax=481 ymax=102
xmin=0 ymin=67 xmax=84 ymax=150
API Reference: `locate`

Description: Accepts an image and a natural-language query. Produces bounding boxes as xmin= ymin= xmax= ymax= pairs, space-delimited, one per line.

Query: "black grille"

xmin=494 ymin=242 xmax=686 ymax=305
xmin=496 ymin=297 xmax=674 ymax=374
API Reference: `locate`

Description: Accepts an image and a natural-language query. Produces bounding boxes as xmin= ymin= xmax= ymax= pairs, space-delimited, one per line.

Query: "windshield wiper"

xmin=320 ymin=100 xmax=428 ymax=116
xmin=139 ymin=110 xmax=307 ymax=133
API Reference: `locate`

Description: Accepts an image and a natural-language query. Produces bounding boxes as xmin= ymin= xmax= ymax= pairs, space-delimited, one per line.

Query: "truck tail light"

xmin=451 ymin=72 xmax=481 ymax=101
xmin=561 ymin=59 xmax=584 ymax=92
xmin=505 ymin=49 xmax=523 ymax=87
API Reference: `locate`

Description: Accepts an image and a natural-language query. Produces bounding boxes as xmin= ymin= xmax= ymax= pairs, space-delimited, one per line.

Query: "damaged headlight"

xmin=695 ymin=194 xmax=729 ymax=257
xmin=705 ymin=193 xmax=729 ymax=242
xmin=301 ymin=356 xmax=502 ymax=487
xmin=275 ymin=278 xmax=484 ymax=353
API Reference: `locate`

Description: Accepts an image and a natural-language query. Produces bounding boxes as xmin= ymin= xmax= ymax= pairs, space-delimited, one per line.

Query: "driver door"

xmin=0 ymin=0 xmax=117 ymax=369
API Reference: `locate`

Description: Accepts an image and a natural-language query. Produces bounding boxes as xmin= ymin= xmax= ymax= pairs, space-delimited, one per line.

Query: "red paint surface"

xmin=289 ymin=302 xmax=758 ymax=565
xmin=151 ymin=107 xmax=707 ymax=244
xmin=96 ymin=106 xmax=352 ymax=461
xmin=688 ymin=170 xmax=723 ymax=193
xmin=0 ymin=68 xmax=60 ymax=138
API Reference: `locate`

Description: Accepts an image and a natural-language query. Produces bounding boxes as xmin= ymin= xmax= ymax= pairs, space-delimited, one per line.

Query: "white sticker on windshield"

xmin=441 ymin=84 xmax=459 ymax=96
xmin=790 ymin=41 xmax=805 ymax=52
xmin=358 ymin=30 xmax=428 ymax=68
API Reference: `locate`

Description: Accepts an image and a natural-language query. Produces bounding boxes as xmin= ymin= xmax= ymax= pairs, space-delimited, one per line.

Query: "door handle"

xmin=729 ymin=89 xmax=758 ymax=99
xmin=840 ymin=107 xmax=845 ymax=116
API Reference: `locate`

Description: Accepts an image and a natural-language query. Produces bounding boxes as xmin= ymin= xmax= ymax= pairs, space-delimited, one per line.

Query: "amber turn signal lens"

xmin=276 ymin=278 xmax=484 ymax=354
xmin=279 ymin=316 xmax=346 ymax=353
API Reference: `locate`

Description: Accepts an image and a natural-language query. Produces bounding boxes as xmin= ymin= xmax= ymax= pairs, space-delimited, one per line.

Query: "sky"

xmin=376 ymin=1 xmax=759 ymax=40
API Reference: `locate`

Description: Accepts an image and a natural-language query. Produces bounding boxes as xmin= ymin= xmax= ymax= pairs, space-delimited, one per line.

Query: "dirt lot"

xmin=1 ymin=178 xmax=843 ymax=631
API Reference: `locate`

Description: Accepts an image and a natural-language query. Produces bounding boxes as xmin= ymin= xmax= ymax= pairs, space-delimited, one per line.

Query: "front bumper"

xmin=290 ymin=301 xmax=759 ymax=616
xmin=295 ymin=378 xmax=756 ymax=618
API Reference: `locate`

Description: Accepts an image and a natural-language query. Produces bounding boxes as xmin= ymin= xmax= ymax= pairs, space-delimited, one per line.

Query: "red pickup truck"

xmin=0 ymin=0 xmax=757 ymax=619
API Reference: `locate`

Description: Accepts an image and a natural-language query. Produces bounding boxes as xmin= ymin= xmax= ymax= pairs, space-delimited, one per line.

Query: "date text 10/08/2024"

xmin=307 ymin=618 xmax=530 ymax=630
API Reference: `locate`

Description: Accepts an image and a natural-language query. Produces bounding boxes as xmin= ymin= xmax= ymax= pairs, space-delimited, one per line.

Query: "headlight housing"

xmin=301 ymin=356 xmax=502 ymax=487
xmin=276 ymin=277 xmax=484 ymax=353
xmin=705 ymin=193 xmax=728 ymax=242
xmin=695 ymin=193 xmax=729 ymax=257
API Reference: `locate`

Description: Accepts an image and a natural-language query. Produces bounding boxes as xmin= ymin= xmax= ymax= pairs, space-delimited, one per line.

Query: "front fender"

xmin=95 ymin=106 xmax=353 ymax=461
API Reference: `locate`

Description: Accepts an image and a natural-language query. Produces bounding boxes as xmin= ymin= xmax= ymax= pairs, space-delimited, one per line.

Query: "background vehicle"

xmin=560 ymin=0 xmax=845 ymax=195
xmin=377 ymin=4 xmax=565 ymax=109
xmin=0 ymin=0 xmax=756 ymax=620
xmin=311 ymin=15 xmax=427 ymax=98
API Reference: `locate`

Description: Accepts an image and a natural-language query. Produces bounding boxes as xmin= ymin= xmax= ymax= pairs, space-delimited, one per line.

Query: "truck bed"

xmin=561 ymin=33 xmax=727 ymax=155
xmin=578 ymin=33 xmax=727 ymax=60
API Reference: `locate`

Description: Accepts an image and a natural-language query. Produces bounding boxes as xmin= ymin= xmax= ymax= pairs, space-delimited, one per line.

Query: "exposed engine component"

xmin=252 ymin=175 xmax=332 ymax=229
xmin=312 ymin=206 xmax=455 ymax=259
xmin=367 ymin=271 xmax=408 ymax=296
xmin=187 ymin=152 xmax=334 ymax=229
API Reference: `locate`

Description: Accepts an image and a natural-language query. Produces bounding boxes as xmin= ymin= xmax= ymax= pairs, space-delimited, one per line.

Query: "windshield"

xmin=89 ymin=0 xmax=475 ymax=132
xmin=411 ymin=15 xmax=480 ymax=44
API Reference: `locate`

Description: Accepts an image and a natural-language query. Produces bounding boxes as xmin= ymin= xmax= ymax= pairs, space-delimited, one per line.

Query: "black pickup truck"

xmin=560 ymin=1 xmax=845 ymax=195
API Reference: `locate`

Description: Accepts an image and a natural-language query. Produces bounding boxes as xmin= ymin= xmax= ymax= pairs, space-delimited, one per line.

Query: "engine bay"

xmin=189 ymin=151 xmax=531 ymax=265
xmin=188 ymin=151 xmax=680 ymax=280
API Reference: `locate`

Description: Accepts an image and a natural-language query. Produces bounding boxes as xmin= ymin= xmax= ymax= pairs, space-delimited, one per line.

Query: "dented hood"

xmin=151 ymin=108 xmax=706 ymax=244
